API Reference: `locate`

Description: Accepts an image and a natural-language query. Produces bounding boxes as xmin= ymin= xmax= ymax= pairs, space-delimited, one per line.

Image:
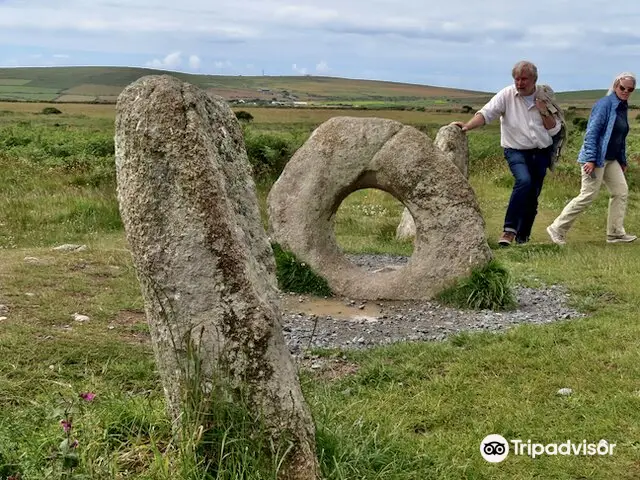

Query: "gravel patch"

xmin=282 ymin=254 xmax=585 ymax=357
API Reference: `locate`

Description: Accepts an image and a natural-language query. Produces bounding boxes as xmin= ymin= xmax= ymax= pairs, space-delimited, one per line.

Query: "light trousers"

xmin=550 ymin=160 xmax=628 ymax=236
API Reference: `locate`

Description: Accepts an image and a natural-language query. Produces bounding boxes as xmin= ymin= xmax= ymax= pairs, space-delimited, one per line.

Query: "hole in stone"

xmin=334 ymin=188 xmax=413 ymax=272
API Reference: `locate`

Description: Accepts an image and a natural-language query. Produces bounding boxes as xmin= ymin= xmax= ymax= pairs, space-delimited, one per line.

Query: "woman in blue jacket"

xmin=547 ymin=72 xmax=637 ymax=245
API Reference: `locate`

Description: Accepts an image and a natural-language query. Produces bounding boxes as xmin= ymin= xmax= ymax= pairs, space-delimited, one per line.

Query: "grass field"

xmin=55 ymin=94 xmax=100 ymax=103
xmin=2 ymin=101 xmax=640 ymax=479
xmin=0 ymin=101 xmax=470 ymax=125
xmin=0 ymin=101 xmax=116 ymax=117
xmin=0 ymin=85 xmax=60 ymax=95
xmin=0 ymin=66 xmax=613 ymax=107
xmin=0 ymin=79 xmax=30 ymax=86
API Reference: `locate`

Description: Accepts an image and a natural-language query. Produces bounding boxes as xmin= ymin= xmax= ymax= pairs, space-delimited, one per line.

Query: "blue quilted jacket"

xmin=578 ymin=93 xmax=628 ymax=167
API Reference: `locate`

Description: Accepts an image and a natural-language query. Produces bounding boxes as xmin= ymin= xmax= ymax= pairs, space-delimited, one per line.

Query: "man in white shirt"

xmin=453 ymin=60 xmax=562 ymax=246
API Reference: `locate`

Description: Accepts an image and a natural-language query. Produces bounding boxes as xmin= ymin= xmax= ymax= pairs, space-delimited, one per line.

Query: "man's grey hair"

xmin=512 ymin=61 xmax=538 ymax=81
xmin=607 ymin=72 xmax=637 ymax=95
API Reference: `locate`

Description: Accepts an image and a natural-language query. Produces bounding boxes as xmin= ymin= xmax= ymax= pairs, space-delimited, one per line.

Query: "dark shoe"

xmin=498 ymin=231 xmax=516 ymax=247
xmin=607 ymin=234 xmax=637 ymax=244
xmin=515 ymin=236 xmax=530 ymax=245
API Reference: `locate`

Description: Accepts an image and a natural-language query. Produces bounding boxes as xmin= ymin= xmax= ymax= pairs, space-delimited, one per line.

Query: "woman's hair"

xmin=607 ymin=72 xmax=636 ymax=95
xmin=512 ymin=61 xmax=538 ymax=81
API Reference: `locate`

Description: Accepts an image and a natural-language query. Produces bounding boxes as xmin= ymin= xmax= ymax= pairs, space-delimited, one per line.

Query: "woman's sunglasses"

xmin=619 ymin=85 xmax=635 ymax=93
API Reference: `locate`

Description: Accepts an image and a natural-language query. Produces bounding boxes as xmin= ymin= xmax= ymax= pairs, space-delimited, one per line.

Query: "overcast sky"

xmin=1 ymin=0 xmax=639 ymax=93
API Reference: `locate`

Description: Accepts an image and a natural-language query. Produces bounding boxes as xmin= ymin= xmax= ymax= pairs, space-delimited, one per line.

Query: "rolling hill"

xmin=0 ymin=66 xmax=606 ymax=107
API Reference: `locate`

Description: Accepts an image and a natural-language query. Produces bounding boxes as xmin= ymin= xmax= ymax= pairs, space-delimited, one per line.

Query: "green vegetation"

xmin=272 ymin=243 xmax=333 ymax=297
xmin=0 ymin=66 xmax=493 ymax=106
xmin=244 ymin=127 xmax=307 ymax=181
xmin=234 ymin=110 xmax=254 ymax=122
xmin=572 ymin=116 xmax=588 ymax=132
xmin=334 ymin=189 xmax=413 ymax=255
xmin=0 ymin=66 xmax=616 ymax=110
xmin=42 ymin=106 xmax=63 ymax=115
xmin=0 ymin=85 xmax=60 ymax=95
xmin=170 ymin=339 xmax=298 ymax=480
xmin=556 ymin=89 xmax=608 ymax=104
xmin=437 ymin=260 xmax=516 ymax=311
xmin=0 ymin=78 xmax=31 ymax=86
xmin=1 ymin=101 xmax=640 ymax=479
xmin=0 ymin=92 xmax=59 ymax=101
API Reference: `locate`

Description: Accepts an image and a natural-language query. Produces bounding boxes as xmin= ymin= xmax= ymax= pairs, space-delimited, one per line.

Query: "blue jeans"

xmin=503 ymin=147 xmax=552 ymax=243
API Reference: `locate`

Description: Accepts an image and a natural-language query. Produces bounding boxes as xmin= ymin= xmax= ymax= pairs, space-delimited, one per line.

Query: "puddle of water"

xmin=281 ymin=295 xmax=382 ymax=320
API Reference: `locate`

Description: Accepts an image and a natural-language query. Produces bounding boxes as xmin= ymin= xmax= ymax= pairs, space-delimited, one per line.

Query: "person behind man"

xmin=453 ymin=60 xmax=562 ymax=246
xmin=546 ymin=72 xmax=637 ymax=245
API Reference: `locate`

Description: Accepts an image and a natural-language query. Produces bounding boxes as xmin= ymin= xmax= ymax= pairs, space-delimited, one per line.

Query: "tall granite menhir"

xmin=115 ymin=75 xmax=318 ymax=479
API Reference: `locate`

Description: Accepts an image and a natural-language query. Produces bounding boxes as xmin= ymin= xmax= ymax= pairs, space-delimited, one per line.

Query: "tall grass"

xmin=334 ymin=189 xmax=413 ymax=255
xmin=272 ymin=243 xmax=333 ymax=296
xmin=243 ymin=126 xmax=309 ymax=181
xmin=2 ymin=107 xmax=640 ymax=479
xmin=437 ymin=260 xmax=516 ymax=311
xmin=165 ymin=338 xmax=296 ymax=480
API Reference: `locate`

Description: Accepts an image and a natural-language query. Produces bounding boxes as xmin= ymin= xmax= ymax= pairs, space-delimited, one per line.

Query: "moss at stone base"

xmin=272 ymin=243 xmax=333 ymax=297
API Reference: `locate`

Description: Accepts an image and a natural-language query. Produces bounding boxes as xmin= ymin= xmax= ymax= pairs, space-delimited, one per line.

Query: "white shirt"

xmin=478 ymin=85 xmax=562 ymax=150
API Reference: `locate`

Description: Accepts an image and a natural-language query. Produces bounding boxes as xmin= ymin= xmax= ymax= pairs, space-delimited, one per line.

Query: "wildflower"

xmin=79 ymin=392 xmax=96 ymax=402
xmin=70 ymin=439 xmax=79 ymax=449
xmin=60 ymin=419 xmax=72 ymax=433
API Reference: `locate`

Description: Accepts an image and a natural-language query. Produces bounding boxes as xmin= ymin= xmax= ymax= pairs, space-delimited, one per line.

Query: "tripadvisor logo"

xmin=480 ymin=434 xmax=509 ymax=463
xmin=480 ymin=434 xmax=616 ymax=462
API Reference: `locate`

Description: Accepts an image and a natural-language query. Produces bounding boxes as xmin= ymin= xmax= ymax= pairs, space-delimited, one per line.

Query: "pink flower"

xmin=60 ymin=419 xmax=72 ymax=433
xmin=79 ymin=392 xmax=96 ymax=402
xmin=70 ymin=439 xmax=79 ymax=449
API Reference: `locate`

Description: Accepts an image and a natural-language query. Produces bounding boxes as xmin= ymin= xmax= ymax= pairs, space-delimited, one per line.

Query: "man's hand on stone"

xmin=451 ymin=121 xmax=468 ymax=132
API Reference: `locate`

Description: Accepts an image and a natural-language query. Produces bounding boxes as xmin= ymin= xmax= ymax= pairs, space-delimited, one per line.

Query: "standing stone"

xmin=396 ymin=123 xmax=470 ymax=240
xmin=434 ymin=123 xmax=470 ymax=179
xmin=115 ymin=75 xmax=318 ymax=479
xmin=268 ymin=117 xmax=491 ymax=300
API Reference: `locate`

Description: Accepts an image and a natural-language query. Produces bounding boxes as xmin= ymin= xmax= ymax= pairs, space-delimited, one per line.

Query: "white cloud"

xmin=0 ymin=3 xmax=258 ymax=38
xmin=316 ymin=61 xmax=330 ymax=73
xmin=0 ymin=0 xmax=638 ymax=91
xmin=273 ymin=5 xmax=339 ymax=23
xmin=188 ymin=54 xmax=201 ymax=69
xmin=292 ymin=63 xmax=308 ymax=75
xmin=146 ymin=51 xmax=182 ymax=69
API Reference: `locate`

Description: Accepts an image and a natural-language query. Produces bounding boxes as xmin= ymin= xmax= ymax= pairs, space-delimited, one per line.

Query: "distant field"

xmin=63 ymin=83 xmax=125 ymax=96
xmin=0 ymin=92 xmax=58 ymax=101
xmin=55 ymin=94 xmax=98 ymax=102
xmin=0 ymin=101 xmax=610 ymax=131
xmin=0 ymin=66 xmax=495 ymax=105
xmin=0 ymin=79 xmax=30 ymax=86
xmin=233 ymin=107 xmax=465 ymax=125
xmin=0 ymin=85 xmax=60 ymax=96
xmin=557 ymin=89 xmax=607 ymax=101
xmin=0 ymin=66 xmax=614 ymax=107
xmin=0 ymin=101 xmax=115 ymax=117
xmin=0 ymin=102 xmax=468 ymax=125
xmin=208 ymin=76 xmax=489 ymax=99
